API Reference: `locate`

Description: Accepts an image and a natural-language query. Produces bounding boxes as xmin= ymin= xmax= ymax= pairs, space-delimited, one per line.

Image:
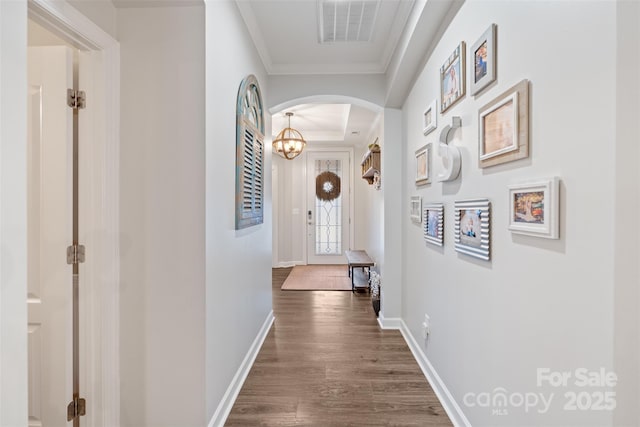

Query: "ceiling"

xmin=271 ymin=103 xmax=380 ymax=146
xmin=235 ymin=0 xmax=414 ymax=75
xmin=236 ymin=0 xmax=416 ymax=146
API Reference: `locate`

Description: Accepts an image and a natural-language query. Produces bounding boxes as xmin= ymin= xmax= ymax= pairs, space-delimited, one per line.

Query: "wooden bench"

xmin=345 ymin=250 xmax=375 ymax=292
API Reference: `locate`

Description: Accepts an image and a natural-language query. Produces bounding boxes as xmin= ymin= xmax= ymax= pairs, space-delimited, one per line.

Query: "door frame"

xmin=1 ymin=1 xmax=120 ymax=425
xmin=303 ymin=146 xmax=355 ymax=265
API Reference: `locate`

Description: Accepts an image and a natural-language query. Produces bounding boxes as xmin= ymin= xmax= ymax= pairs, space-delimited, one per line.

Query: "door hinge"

xmin=67 ymin=395 xmax=86 ymax=421
xmin=67 ymin=244 xmax=86 ymax=265
xmin=67 ymin=89 xmax=86 ymax=109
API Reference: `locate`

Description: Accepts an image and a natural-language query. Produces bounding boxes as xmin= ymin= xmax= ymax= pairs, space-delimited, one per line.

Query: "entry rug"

xmin=280 ymin=265 xmax=351 ymax=291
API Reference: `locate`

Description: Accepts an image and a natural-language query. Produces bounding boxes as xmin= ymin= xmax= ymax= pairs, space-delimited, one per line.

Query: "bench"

xmin=345 ymin=250 xmax=375 ymax=292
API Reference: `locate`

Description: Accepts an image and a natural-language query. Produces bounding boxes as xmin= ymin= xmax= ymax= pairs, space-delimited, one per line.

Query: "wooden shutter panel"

xmin=235 ymin=75 xmax=264 ymax=229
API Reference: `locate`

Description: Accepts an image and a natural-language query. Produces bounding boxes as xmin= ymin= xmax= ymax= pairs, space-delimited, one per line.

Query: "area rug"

xmin=281 ymin=265 xmax=352 ymax=291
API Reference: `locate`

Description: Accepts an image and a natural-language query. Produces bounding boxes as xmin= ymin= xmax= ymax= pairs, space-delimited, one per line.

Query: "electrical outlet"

xmin=422 ymin=314 xmax=431 ymax=338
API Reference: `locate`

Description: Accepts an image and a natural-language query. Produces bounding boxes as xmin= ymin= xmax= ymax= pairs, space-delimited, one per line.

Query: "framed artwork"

xmin=440 ymin=42 xmax=466 ymax=113
xmin=410 ymin=196 xmax=422 ymax=223
xmin=454 ymin=198 xmax=491 ymax=260
xmin=423 ymin=203 xmax=444 ymax=246
xmin=478 ymin=79 xmax=529 ymax=168
xmin=415 ymin=143 xmax=431 ymax=186
xmin=423 ymin=100 xmax=437 ymax=135
xmin=470 ymin=24 xmax=497 ymax=96
xmin=508 ymin=177 xmax=560 ymax=239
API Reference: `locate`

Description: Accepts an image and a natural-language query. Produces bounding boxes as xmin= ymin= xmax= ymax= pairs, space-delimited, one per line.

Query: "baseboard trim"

xmin=275 ymin=261 xmax=304 ymax=268
xmin=398 ymin=319 xmax=472 ymax=427
xmin=207 ymin=311 xmax=275 ymax=427
xmin=377 ymin=313 xmax=402 ymax=330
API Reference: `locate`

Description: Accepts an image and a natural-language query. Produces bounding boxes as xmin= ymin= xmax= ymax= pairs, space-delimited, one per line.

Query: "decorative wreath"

xmin=316 ymin=171 xmax=341 ymax=202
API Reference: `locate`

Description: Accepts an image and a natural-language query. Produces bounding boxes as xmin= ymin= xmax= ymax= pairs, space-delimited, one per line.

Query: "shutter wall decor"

xmin=235 ymin=75 xmax=265 ymax=229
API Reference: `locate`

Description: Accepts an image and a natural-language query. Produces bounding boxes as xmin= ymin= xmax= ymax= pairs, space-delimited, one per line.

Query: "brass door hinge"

xmin=67 ymin=396 xmax=86 ymax=421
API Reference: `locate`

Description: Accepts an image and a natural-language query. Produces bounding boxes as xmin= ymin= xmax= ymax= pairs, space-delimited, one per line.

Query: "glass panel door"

xmin=307 ymin=151 xmax=350 ymax=264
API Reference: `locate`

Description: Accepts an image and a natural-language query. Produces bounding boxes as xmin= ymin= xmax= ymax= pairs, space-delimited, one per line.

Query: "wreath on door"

xmin=316 ymin=171 xmax=341 ymax=202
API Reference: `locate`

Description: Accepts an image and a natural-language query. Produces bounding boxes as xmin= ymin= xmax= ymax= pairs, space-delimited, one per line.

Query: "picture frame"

xmin=415 ymin=143 xmax=431 ymax=186
xmin=410 ymin=196 xmax=422 ymax=223
xmin=423 ymin=203 xmax=444 ymax=246
xmin=454 ymin=198 xmax=490 ymax=260
xmin=478 ymin=79 xmax=529 ymax=168
xmin=470 ymin=24 xmax=497 ymax=96
xmin=508 ymin=177 xmax=560 ymax=239
xmin=440 ymin=42 xmax=466 ymax=113
xmin=423 ymin=100 xmax=437 ymax=135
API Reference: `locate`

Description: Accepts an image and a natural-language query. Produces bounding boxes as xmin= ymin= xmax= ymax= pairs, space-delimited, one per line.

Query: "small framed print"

xmin=454 ymin=198 xmax=490 ymax=260
xmin=423 ymin=100 xmax=437 ymax=135
xmin=508 ymin=177 xmax=560 ymax=239
xmin=440 ymin=42 xmax=466 ymax=113
xmin=423 ymin=203 xmax=444 ymax=246
xmin=470 ymin=24 xmax=497 ymax=96
xmin=410 ymin=196 xmax=422 ymax=223
xmin=415 ymin=143 xmax=431 ymax=186
xmin=478 ymin=79 xmax=529 ymax=168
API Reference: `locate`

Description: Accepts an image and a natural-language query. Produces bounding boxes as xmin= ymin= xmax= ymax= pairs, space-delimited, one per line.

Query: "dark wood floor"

xmin=225 ymin=267 xmax=452 ymax=426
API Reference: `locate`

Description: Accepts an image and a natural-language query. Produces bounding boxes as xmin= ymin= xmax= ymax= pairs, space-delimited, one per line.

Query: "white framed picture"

xmin=508 ymin=177 xmax=560 ymax=239
xmin=410 ymin=196 xmax=422 ymax=223
xmin=423 ymin=100 xmax=437 ymax=135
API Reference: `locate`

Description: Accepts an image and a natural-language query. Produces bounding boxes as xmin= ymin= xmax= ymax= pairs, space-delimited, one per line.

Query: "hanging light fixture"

xmin=272 ymin=112 xmax=306 ymax=160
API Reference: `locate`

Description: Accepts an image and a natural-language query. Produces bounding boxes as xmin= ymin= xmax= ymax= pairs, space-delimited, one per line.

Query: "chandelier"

xmin=272 ymin=112 xmax=306 ymax=160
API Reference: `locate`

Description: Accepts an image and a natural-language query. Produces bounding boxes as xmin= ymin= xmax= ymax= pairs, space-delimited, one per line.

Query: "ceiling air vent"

xmin=318 ymin=0 xmax=380 ymax=43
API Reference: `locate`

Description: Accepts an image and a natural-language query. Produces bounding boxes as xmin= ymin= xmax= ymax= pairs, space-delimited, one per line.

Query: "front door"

xmin=27 ymin=46 xmax=75 ymax=427
xmin=306 ymin=151 xmax=351 ymax=264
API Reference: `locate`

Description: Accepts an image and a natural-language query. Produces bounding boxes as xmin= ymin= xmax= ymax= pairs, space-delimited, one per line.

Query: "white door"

xmin=27 ymin=46 xmax=74 ymax=427
xmin=306 ymin=151 xmax=351 ymax=264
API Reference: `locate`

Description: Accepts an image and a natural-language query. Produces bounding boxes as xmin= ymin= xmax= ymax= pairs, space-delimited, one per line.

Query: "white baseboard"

xmin=377 ymin=313 xmax=402 ymax=330
xmin=398 ymin=319 xmax=472 ymax=427
xmin=207 ymin=311 xmax=275 ymax=427
xmin=275 ymin=261 xmax=304 ymax=268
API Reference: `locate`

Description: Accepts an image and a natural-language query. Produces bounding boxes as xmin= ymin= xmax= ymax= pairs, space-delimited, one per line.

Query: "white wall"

xmin=378 ymin=108 xmax=403 ymax=322
xmin=0 ymin=1 xmax=28 ymax=425
xmin=118 ymin=6 xmax=206 ymax=426
xmin=204 ymin=0 xmax=273 ymax=423
xmin=272 ymin=153 xmax=305 ymax=266
xmin=268 ymin=74 xmax=385 ymax=111
xmin=354 ymin=122 xmax=384 ymax=258
xmin=401 ymin=1 xmax=625 ymax=425
xmin=68 ymin=0 xmax=117 ymax=39
xmin=614 ymin=1 xmax=640 ymax=425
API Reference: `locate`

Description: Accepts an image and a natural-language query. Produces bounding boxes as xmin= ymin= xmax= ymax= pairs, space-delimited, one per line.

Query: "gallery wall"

xmin=118 ymin=5 xmax=206 ymax=426
xmin=401 ymin=1 xmax=628 ymax=425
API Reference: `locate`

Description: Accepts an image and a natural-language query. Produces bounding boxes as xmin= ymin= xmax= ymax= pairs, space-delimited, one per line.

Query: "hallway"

xmin=225 ymin=268 xmax=452 ymax=426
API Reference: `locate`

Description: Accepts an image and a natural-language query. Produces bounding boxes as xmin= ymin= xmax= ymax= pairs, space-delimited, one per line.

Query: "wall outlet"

xmin=421 ymin=314 xmax=430 ymax=339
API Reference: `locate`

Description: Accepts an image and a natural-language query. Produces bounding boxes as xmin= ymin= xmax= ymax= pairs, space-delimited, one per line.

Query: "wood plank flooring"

xmin=224 ymin=267 xmax=452 ymax=426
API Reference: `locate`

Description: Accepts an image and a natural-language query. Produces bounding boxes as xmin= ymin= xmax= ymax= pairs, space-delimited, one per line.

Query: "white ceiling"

xmin=236 ymin=0 xmax=414 ymax=76
xmin=271 ymin=103 xmax=379 ymax=146
xmin=237 ymin=1 xmax=415 ymax=146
